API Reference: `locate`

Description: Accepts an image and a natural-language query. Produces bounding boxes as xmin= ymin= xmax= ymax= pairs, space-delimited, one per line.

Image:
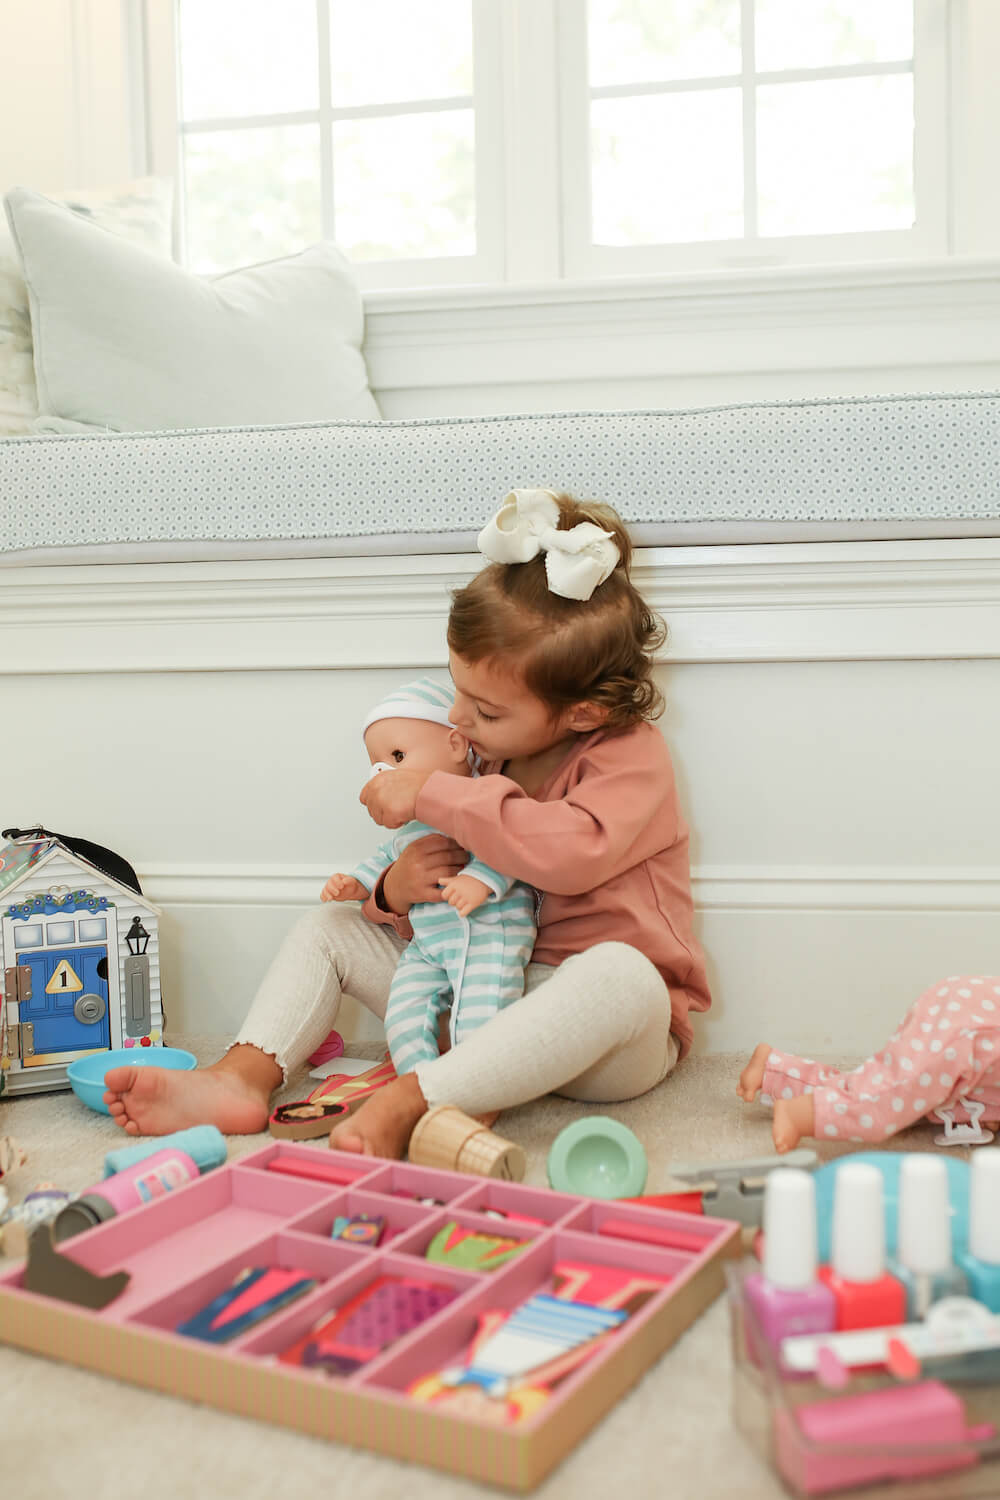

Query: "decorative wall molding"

xmin=4 ymin=539 xmax=1000 ymax=674
xmin=144 ymin=861 xmax=1000 ymax=914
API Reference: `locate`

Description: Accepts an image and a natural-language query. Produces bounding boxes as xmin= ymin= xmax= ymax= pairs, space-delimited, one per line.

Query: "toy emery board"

xmin=177 ymin=1266 xmax=317 ymax=1343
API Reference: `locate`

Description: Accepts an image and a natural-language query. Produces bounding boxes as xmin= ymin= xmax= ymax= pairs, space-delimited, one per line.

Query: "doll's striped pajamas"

xmin=350 ymin=820 xmax=536 ymax=1074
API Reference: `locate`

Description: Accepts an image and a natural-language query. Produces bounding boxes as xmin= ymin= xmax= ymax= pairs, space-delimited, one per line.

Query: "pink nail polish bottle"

xmin=745 ymin=1168 xmax=836 ymax=1369
xmin=818 ymin=1162 xmax=907 ymax=1330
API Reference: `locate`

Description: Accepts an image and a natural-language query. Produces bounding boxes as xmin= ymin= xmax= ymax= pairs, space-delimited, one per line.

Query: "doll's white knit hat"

xmin=361 ymin=676 xmax=455 ymax=737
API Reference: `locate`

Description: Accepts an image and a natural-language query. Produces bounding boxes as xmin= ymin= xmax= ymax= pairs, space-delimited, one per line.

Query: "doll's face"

xmin=363 ymin=717 xmax=473 ymax=777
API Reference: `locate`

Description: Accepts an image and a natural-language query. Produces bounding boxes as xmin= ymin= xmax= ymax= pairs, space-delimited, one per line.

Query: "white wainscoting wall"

xmin=2 ymin=540 xmax=999 ymax=1059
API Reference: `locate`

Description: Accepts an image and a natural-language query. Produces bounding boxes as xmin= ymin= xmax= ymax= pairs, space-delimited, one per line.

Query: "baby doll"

xmin=738 ymin=973 xmax=1000 ymax=1152
xmin=323 ymin=677 xmax=536 ymax=1076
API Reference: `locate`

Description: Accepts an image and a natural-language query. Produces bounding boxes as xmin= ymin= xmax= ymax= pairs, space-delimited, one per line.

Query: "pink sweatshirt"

xmin=362 ymin=722 xmax=710 ymax=1057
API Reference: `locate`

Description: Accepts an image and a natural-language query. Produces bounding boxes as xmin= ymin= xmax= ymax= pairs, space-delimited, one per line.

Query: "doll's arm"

xmin=461 ymin=855 xmax=515 ymax=899
xmin=439 ymin=872 xmax=493 ymax=917
xmin=321 ymin=837 xmax=398 ymax=903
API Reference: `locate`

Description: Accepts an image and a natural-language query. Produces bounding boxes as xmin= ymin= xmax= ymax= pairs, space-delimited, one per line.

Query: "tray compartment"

xmin=234 ymin=1249 xmax=481 ymax=1366
xmin=126 ymin=1231 xmax=362 ymax=1335
xmin=449 ymin=1179 xmax=581 ymax=1227
xmin=5 ymin=1169 xmax=337 ymax=1322
xmin=385 ymin=1206 xmax=546 ymax=1270
xmin=286 ymin=1188 xmax=447 ymax=1249
xmin=235 ymin=1140 xmax=374 ymax=1189
xmin=358 ymin=1161 xmax=480 ymax=1204
xmin=559 ymin=1198 xmax=731 ymax=1258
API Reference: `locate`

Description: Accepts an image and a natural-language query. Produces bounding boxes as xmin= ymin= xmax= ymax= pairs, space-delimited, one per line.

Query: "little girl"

xmin=739 ymin=973 xmax=1000 ymax=1153
xmin=103 ymin=487 xmax=711 ymax=1156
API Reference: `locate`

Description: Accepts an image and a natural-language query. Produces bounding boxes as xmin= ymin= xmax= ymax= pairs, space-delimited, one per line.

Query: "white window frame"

xmin=139 ymin=0 xmax=998 ymax=292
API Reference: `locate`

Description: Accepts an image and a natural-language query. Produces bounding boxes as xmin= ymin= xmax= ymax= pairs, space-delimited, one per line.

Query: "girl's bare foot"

xmin=773 ymin=1094 xmax=815 ymax=1153
xmin=737 ymin=1043 xmax=773 ymax=1102
xmin=102 ymin=1045 xmax=282 ymax=1136
xmin=329 ymin=1072 xmax=429 ymax=1159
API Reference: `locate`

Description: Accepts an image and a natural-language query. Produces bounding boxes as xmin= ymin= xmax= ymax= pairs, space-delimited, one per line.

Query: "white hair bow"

xmin=477 ymin=489 xmax=620 ymax=601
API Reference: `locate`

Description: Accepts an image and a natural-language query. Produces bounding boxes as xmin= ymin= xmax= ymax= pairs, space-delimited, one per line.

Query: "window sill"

xmin=362 ymin=257 xmax=1000 ymax=394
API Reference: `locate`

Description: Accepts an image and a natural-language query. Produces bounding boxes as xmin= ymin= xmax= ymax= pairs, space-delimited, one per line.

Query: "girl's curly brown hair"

xmin=447 ymin=493 xmax=666 ymax=730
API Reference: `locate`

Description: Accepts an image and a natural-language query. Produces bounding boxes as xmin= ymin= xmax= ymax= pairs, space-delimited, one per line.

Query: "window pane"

xmin=178 ymin=0 xmax=318 ymax=120
xmin=332 ymin=111 xmax=475 ymax=260
xmin=591 ymin=92 xmax=743 ymax=244
xmin=757 ymin=75 xmax=913 ymax=236
xmin=755 ymin=0 xmax=912 ymax=73
xmin=46 ymin=922 xmax=75 ymax=945
xmin=330 ymin=0 xmax=472 ymax=107
xmin=588 ymin=0 xmax=741 ymax=86
xmin=13 ymin=925 xmax=42 ymax=949
xmin=183 ymin=125 xmax=322 ymax=273
xmin=79 ymin=918 xmax=107 ymax=942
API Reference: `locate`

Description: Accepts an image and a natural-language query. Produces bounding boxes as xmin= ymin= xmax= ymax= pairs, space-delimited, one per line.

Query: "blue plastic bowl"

xmin=66 ymin=1047 xmax=197 ymax=1115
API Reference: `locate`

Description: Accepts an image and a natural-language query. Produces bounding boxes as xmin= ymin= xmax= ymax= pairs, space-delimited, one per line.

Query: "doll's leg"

xmin=451 ymin=903 xmax=533 ymax=1047
xmin=104 ymin=903 xmax=404 ymax=1137
xmin=738 ymin=1045 xmax=833 ymax=1103
xmin=770 ymin=976 xmax=1000 ymax=1152
xmin=384 ymin=947 xmax=451 ymax=1074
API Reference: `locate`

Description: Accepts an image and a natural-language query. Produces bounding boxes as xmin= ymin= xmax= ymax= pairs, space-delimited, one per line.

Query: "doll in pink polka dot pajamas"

xmin=737 ymin=975 xmax=1000 ymax=1154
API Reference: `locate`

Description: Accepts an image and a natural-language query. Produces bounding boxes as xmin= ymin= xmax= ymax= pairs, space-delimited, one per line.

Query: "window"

xmin=145 ymin=0 xmax=956 ymax=288
xmin=45 ymin=922 xmax=76 ymax=945
xmin=12 ymin=924 xmax=43 ymax=950
xmin=79 ymin=918 xmax=109 ymax=942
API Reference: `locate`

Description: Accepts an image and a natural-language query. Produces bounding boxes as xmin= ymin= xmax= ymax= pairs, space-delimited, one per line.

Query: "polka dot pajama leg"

xmin=764 ymin=976 xmax=1000 ymax=1142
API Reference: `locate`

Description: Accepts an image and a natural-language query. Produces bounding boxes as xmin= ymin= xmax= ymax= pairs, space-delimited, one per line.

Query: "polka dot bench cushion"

xmin=3 ymin=393 xmax=1000 ymax=562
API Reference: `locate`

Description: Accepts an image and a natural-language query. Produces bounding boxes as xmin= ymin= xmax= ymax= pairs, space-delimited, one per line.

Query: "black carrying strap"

xmin=1 ymin=825 xmax=143 ymax=897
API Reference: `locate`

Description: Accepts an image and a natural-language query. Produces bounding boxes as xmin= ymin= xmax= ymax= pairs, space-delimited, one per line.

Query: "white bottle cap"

xmin=897 ymin=1154 xmax=952 ymax=1274
xmin=763 ymin=1168 xmax=819 ymax=1290
xmin=969 ymin=1150 xmax=1000 ymax=1264
xmin=831 ymin=1162 xmax=885 ymax=1283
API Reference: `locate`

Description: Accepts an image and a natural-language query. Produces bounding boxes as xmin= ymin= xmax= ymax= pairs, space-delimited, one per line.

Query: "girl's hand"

xmin=360 ymin=767 xmax=431 ymax=828
xmin=439 ymin=873 xmax=491 ymax=917
xmin=321 ymin=873 xmax=369 ymax=903
xmin=382 ymin=836 xmax=468 ymax=914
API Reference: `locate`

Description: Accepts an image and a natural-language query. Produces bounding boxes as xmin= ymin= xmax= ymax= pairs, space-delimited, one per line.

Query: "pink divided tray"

xmin=0 ymin=1142 xmax=740 ymax=1490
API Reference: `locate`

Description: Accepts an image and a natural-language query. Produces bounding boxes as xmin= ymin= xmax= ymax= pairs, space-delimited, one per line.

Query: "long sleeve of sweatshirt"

xmin=415 ymin=728 xmax=679 ymax=897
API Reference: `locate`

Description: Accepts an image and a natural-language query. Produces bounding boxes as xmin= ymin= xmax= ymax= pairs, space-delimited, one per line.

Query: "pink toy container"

xmin=728 ymin=1260 xmax=1000 ymax=1498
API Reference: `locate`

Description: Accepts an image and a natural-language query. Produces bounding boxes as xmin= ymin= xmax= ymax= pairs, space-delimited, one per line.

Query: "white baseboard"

xmin=146 ymin=862 xmax=1000 ymax=1059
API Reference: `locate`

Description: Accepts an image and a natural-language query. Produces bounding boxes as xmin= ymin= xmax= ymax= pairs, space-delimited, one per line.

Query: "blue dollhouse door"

xmin=17 ymin=945 xmax=111 ymax=1059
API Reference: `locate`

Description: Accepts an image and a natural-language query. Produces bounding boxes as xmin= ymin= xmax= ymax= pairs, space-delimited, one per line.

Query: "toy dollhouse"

xmin=0 ymin=832 xmax=163 ymax=1097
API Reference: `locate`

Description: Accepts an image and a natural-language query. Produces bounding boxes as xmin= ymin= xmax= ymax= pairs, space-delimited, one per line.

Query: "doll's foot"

xmin=329 ymin=1073 xmax=429 ymax=1160
xmin=737 ymin=1043 xmax=773 ymax=1102
xmin=773 ymin=1094 xmax=815 ymax=1153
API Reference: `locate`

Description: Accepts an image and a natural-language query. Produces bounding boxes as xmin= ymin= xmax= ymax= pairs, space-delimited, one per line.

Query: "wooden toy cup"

xmin=408 ymin=1106 xmax=526 ymax=1181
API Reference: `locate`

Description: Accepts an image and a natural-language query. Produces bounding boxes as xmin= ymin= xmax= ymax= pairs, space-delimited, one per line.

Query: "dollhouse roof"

xmin=0 ymin=838 xmax=161 ymax=916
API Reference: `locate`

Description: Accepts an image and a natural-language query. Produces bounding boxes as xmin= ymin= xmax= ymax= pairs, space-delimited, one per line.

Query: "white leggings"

xmin=232 ymin=902 xmax=679 ymax=1116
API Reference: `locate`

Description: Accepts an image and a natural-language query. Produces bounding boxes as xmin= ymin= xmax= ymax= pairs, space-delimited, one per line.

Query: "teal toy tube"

xmin=103 ymin=1124 xmax=227 ymax=1178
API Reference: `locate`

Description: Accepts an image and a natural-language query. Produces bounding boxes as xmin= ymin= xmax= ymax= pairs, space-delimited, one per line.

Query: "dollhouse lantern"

xmin=0 ymin=832 xmax=163 ymax=1098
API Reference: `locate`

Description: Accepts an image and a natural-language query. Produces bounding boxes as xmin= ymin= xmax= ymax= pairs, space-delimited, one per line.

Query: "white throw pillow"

xmin=4 ymin=186 xmax=380 ymax=433
xmin=0 ymin=178 xmax=173 ymax=435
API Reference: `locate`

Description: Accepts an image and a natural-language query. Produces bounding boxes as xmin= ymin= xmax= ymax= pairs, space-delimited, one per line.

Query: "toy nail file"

xmin=279 ymin=1276 xmax=458 ymax=1375
xmin=664 ymin=1149 xmax=819 ymax=1227
xmin=440 ymin=1295 xmax=627 ymax=1397
xmin=781 ymin=1296 xmax=1000 ymax=1373
xmin=266 ymin=1155 xmax=365 ymax=1187
xmin=425 ymin=1221 xmax=529 ymax=1272
xmin=177 ymin=1266 xmax=317 ymax=1343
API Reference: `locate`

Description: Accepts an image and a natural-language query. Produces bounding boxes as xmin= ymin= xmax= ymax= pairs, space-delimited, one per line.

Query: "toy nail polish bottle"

xmin=892 ymin=1154 xmax=968 ymax=1320
xmin=744 ymin=1168 xmax=836 ymax=1368
xmin=955 ymin=1150 xmax=1000 ymax=1313
xmin=818 ymin=1161 xmax=906 ymax=1330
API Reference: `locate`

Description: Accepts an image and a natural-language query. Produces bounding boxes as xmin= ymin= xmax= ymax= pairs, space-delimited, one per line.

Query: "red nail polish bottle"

xmin=818 ymin=1161 xmax=906 ymax=1330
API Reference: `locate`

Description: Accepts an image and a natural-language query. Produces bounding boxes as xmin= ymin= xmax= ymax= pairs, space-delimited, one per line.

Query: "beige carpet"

xmin=0 ymin=1040 xmax=961 ymax=1500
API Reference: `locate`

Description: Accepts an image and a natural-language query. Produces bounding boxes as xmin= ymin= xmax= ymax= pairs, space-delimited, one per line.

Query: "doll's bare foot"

xmin=103 ymin=1045 xmax=280 ymax=1136
xmin=737 ymin=1043 xmax=773 ymax=1103
xmin=329 ymin=1073 xmax=429 ymax=1159
xmin=773 ymin=1094 xmax=816 ymax=1153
